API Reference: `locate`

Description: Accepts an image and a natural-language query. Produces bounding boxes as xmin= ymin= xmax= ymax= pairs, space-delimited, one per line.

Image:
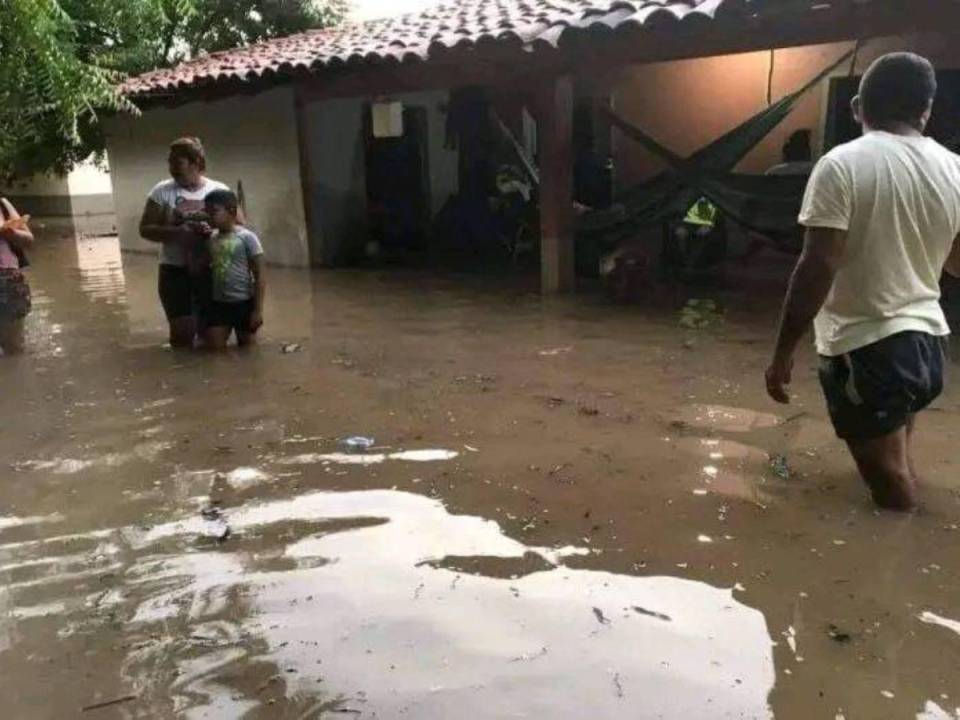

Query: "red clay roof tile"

xmin=119 ymin=0 xmax=834 ymax=97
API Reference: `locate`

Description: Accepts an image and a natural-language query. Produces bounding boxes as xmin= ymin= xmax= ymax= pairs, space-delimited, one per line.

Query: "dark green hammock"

xmin=579 ymin=47 xmax=857 ymax=239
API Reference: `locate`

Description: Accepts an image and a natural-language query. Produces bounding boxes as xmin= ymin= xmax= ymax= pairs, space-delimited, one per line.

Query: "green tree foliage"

xmin=0 ymin=0 xmax=348 ymax=181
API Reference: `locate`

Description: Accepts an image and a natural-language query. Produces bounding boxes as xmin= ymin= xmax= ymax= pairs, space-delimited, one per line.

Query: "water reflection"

xmin=118 ymin=489 xmax=775 ymax=719
xmin=74 ymin=236 xmax=126 ymax=303
xmin=3 ymin=240 xmax=960 ymax=718
xmin=672 ymin=404 xmax=783 ymax=434
xmin=919 ymin=702 xmax=960 ymax=719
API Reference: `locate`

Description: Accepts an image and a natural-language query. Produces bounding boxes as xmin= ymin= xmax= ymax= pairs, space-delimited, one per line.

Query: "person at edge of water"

xmin=766 ymin=52 xmax=960 ymax=512
xmin=739 ymin=129 xmax=816 ymax=265
xmin=0 ymin=197 xmax=35 ymax=356
xmin=766 ymin=129 xmax=815 ymax=177
xmin=198 ymin=189 xmax=265 ymax=351
xmin=138 ymin=137 xmax=232 ymax=349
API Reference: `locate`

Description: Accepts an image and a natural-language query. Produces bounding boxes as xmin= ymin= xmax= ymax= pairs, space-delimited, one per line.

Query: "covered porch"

xmin=112 ymin=0 xmax=960 ymax=294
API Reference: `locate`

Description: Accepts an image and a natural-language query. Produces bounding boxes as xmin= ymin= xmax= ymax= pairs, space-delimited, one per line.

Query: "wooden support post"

xmin=293 ymin=84 xmax=320 ymax=266
xmin=537 ymin=75 xmax=576 ymax=295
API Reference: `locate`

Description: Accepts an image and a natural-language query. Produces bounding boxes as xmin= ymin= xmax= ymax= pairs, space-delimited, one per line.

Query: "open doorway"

xmin=364 ymin=105 xmax=431 ymax=260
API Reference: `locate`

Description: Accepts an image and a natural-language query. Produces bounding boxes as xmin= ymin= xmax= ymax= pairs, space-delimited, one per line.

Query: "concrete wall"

xmin=104 ymin=86 xmax=309 ymax=267
xmin=302 ymin=97 xmax=367 ymax=265
xmin=612 ymin=32 xmax=958 ymax=188
xmin=0 ymin=160 xmax=116 ymax=237
xmin=301 ymin=89 xmax=458 ymax=264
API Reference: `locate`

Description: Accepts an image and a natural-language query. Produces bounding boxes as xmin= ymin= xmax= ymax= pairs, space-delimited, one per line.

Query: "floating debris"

xmin=281 ymin=343 xmax=303 ymax=354
xmin=340 ymin=436 xmax=376 ymax=453
xmin=81 ymin=694 xmax=138 ymax=713
xmin=200 ymin=506 xmax=230 ymax=542
xmin=632 ymin=606 xmax=672 ymax=622
xmin=612 ymin=672 xmax=624 ymax=699
xmin=827 ymin=624 xmax=853 ymax=644
xmin=769 ymin=454 xmax=792 ymax=481
xmin=679 ymin=299 xmax=723 ymax=330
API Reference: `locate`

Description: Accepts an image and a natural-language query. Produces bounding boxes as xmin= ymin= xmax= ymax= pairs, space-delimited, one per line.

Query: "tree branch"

xmin=190 ymin=0 xmax=230 ymax=56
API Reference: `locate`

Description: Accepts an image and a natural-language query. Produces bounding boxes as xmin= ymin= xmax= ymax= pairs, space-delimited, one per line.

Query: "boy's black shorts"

xmin=818 ymin=331 xmax=947 ymax=441
xmin=203 ymin=299 xmax=255 ymax=335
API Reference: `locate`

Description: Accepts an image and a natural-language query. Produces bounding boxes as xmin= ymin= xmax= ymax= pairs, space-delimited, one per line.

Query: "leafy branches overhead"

xmin=67 ymin=0 xmax=350 ymax=74
xmin=1 ymin=0 xmax=349 ymax=181
xmin=0 ymin=0 xmax=135 ymax=180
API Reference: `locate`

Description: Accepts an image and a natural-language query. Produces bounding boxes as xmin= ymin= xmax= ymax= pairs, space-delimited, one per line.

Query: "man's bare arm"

xmin=766 ymin=226 xmax=848 ymax=403
xmin=0 ymin=198 xmax=34 ymax=250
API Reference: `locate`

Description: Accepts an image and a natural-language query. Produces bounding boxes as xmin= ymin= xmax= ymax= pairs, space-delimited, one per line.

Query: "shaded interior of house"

xmin=104 ymin=0 xmax=960 ymax=314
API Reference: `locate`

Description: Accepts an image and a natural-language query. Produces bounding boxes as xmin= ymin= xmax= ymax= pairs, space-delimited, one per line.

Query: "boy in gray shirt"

xmin=200 ymin=189 xmax=266 ymax=350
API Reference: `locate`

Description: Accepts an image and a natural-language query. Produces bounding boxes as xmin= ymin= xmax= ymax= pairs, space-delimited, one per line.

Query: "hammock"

xmin=579 ymin=46 xmax=858 ymax=238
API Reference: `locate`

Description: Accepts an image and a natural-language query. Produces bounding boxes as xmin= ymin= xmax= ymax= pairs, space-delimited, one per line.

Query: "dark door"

xmin=364 ymin=106 xmax=431 ymax=254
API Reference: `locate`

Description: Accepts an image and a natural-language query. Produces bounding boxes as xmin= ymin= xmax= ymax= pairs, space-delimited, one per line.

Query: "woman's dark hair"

xmin=859 ymin=52 xmax=937 ymax=128
xmin=169 ymin=137 xmax=207 ymax=171
xmin=204 ymin=188 xmax=238 ymax=213
xmin=783 ymin=129 xmax=812 ymax=163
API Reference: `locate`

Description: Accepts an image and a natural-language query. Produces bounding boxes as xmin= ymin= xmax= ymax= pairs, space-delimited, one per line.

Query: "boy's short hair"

xmin=204 ymin=188 xmax=238 ymax=213
xmin=169 ymin=137 xmax=207 ymax=171
xmin=859 ymin=52 xmax=937 ymax=127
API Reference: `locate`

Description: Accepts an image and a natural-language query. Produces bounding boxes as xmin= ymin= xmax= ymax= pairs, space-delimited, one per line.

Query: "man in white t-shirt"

xmin=767 ymin=53 xmax=960 ymax=511
xmin=139 ymin=137 xmax=229 ymax=348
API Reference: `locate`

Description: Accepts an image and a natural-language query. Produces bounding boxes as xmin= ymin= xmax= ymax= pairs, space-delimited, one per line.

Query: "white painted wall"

xmin=411 ymin=89 xmax=460 ymax=216
xmin=0 ymin=174 xmax=70 ymax=198
xmin=302 ymin=88 xmax=458 ymax=263
xmin=67 ymin=160 xmax=114 ymax=197
xmin=104 ymin=86 xmax=309 ymax=267
xmin=0 ymin=159 xmax=112 ymax=198
xmin=0 ymin=159 xmax=116 ymax=236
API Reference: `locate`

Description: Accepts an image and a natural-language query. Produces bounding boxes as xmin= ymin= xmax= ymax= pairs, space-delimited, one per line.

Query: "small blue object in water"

xmin=340 ymin=436 xmax=376 ymax=453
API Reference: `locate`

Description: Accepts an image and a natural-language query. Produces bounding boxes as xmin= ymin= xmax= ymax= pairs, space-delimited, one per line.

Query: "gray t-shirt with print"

xmin=209 ymin=227 xmax=264 ymax=302
xmin=147 ymin=177 xmax=228 ymax=267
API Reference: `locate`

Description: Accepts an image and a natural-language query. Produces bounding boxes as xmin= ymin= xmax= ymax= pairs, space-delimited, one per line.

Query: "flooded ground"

xmin=2 ymin=236 xmax=960 ymax=719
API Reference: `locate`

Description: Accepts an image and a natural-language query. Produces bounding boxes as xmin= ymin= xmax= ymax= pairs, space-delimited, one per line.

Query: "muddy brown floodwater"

xmin=2 ymin=236 xmax=960 ymax=720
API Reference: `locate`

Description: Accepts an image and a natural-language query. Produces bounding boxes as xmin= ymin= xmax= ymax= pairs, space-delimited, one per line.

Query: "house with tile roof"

xmin=105 ymin=0 xmax=958 ymax=292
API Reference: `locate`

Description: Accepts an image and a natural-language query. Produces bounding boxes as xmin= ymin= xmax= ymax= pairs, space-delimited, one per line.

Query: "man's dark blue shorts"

xmin=818 ymin=331 xmax=947 ymax=441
